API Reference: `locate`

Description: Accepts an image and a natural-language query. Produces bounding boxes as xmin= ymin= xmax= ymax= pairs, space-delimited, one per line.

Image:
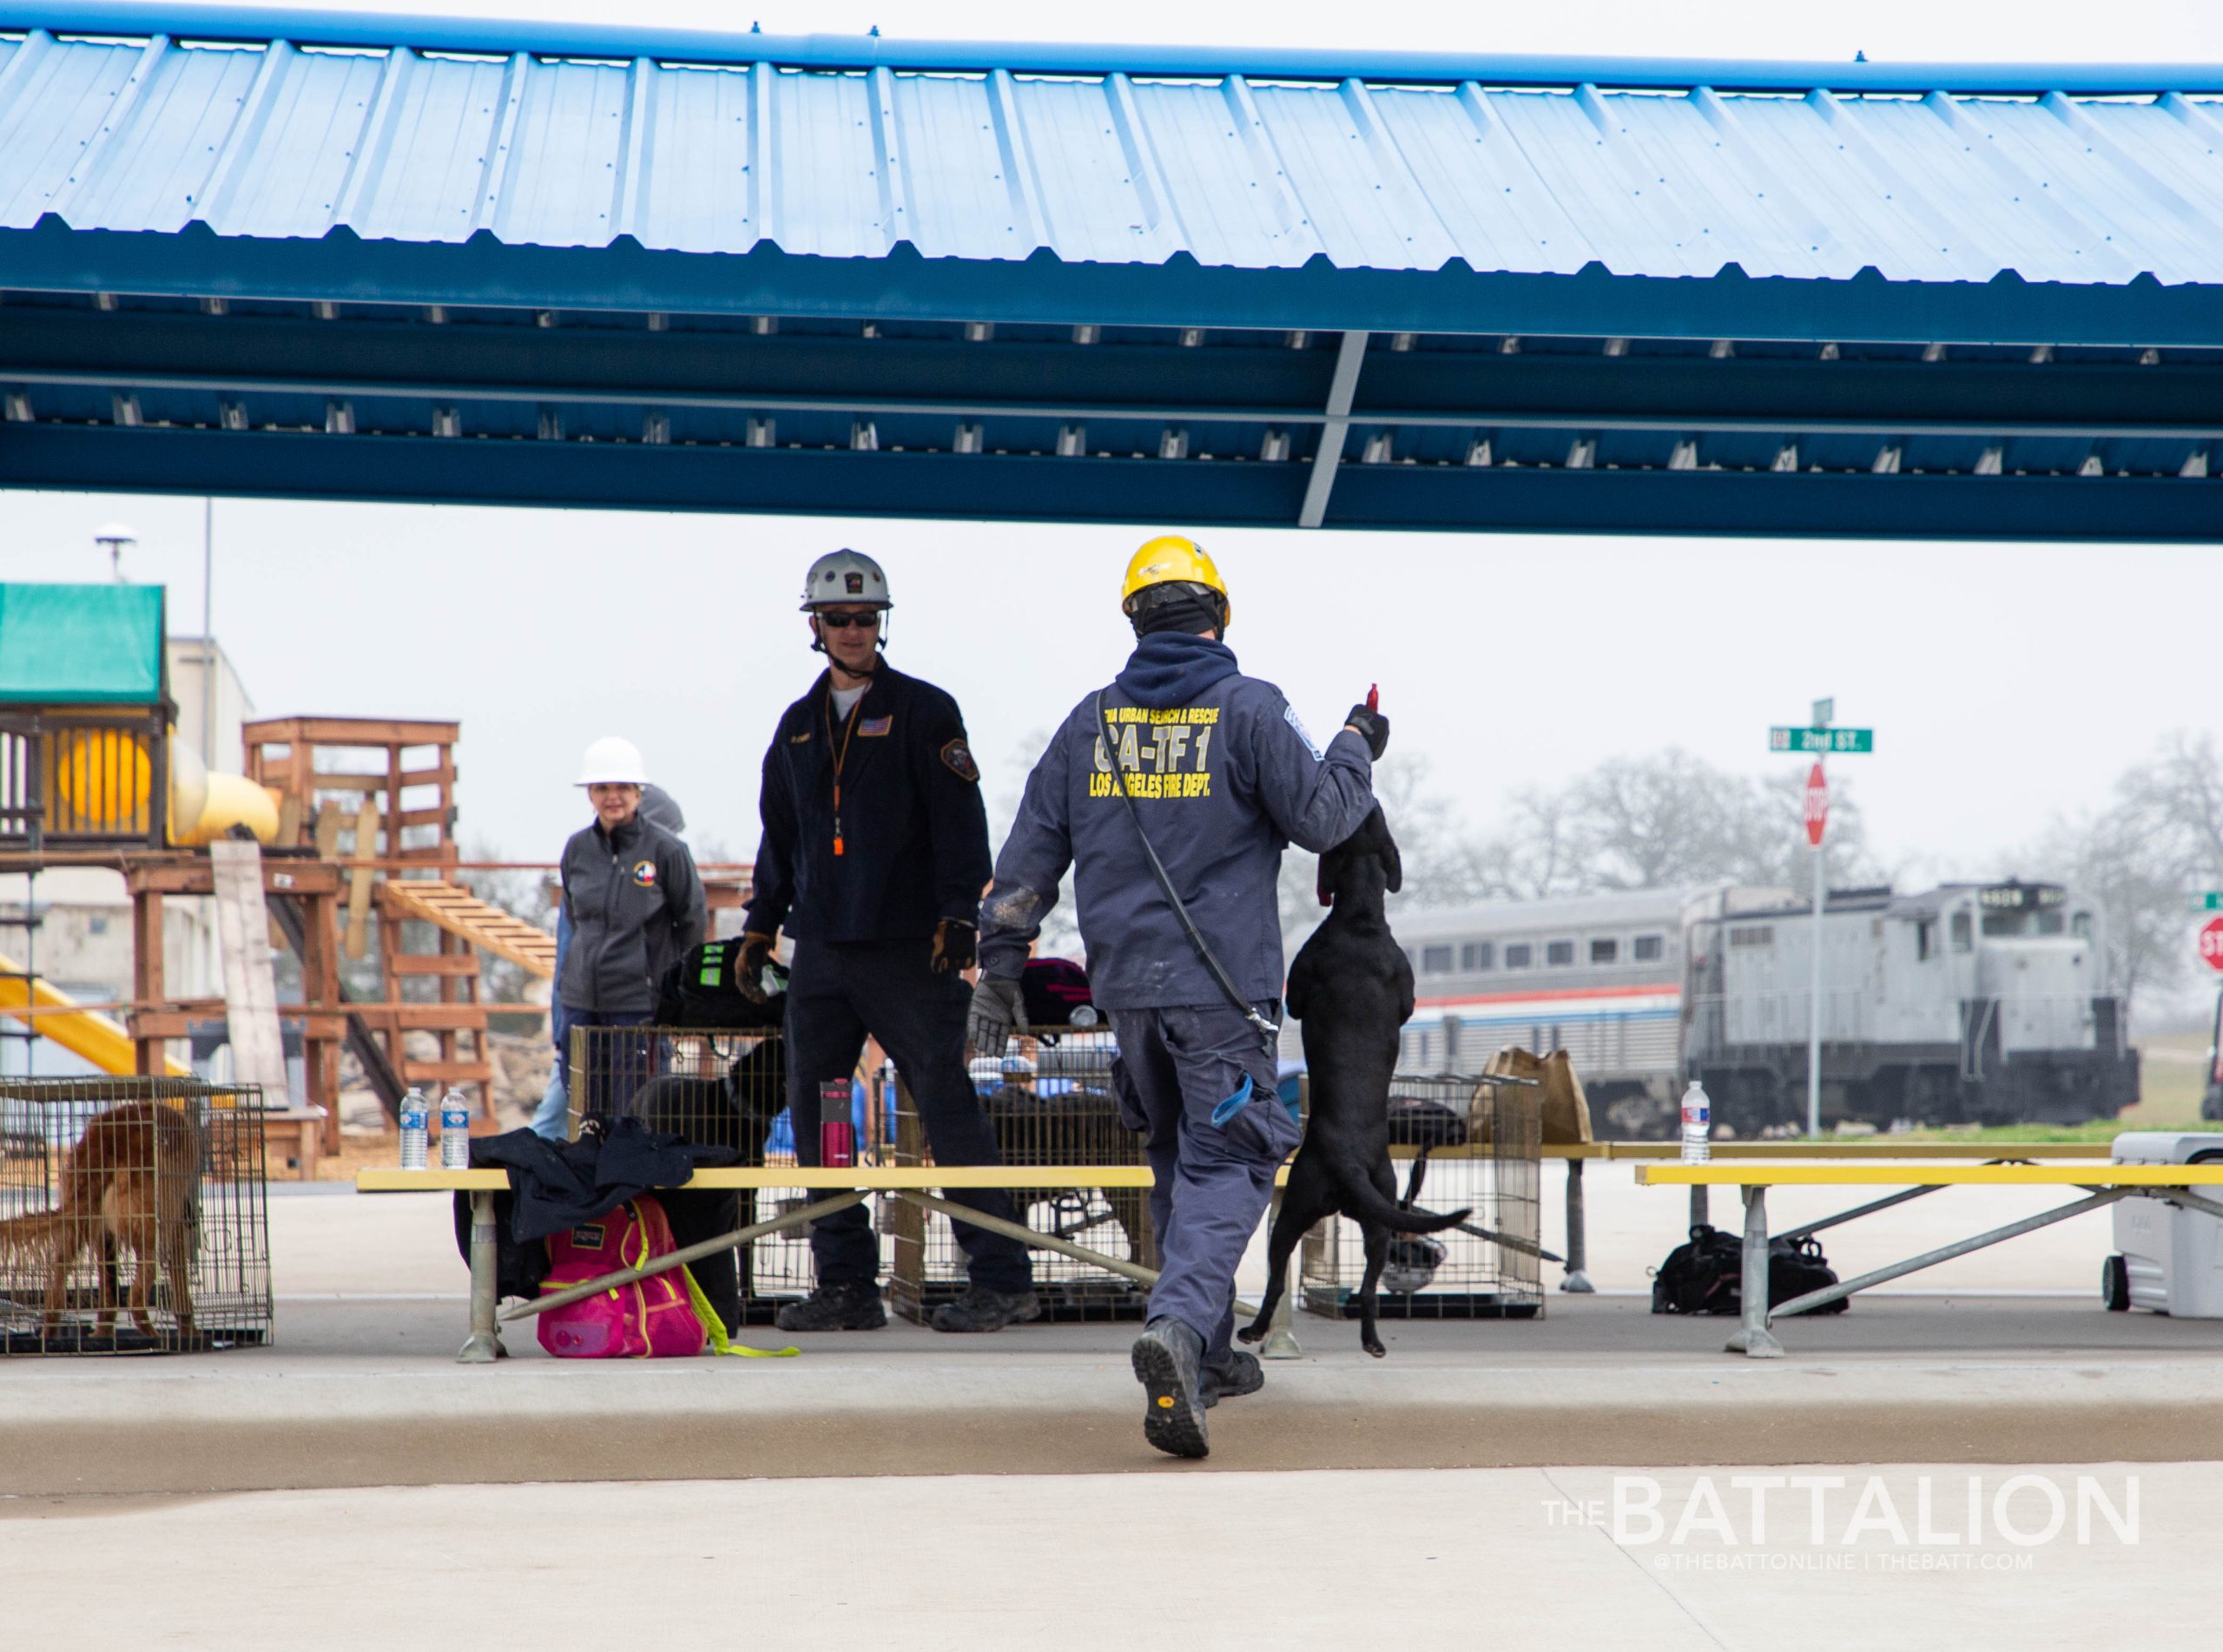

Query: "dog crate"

xmin=0 ymin=1076 xmax=271 ymax=1354
xmin=1299 ymin=1072 xmax=1545 ymax=1321
xmin=888 ymin=1028 xmax=1154 ymax=1325
xmin=571 ymin=1023 xmax=828 ymax=1323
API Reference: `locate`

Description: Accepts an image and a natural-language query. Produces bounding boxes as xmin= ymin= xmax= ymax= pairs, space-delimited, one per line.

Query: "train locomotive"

xmin=1391 ymin=879 xmax=2137 ymax=1137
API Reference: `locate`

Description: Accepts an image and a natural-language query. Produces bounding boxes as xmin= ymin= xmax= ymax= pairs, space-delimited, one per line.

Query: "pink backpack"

xmin=538 ymin=1196 xmax=706 ymax=1359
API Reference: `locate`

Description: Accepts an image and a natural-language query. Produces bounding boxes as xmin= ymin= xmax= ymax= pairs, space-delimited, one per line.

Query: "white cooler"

xmin=2107 ymin=1131 xmax=2223 ymax=1316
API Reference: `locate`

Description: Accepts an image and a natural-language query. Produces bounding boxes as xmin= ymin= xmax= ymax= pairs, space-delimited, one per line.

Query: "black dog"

xmin=1239 ymin=806 xmax=1469 ymax=1358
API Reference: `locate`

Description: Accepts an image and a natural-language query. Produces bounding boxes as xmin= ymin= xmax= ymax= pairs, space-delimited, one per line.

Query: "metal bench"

xmin=1634 ymin=1162 xmax=2223 ymax=1357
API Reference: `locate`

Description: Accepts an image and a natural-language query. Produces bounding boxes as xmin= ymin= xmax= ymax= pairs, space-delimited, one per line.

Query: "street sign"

xmin=1804 ymin=762 xmax=1829 ymax=847
xmin=2201 ymin=918 xmax=2223 ymax=972
xmin=1811 ymin=696 xmax=1835 ymax=727
xmin=1771 ymin=727 xmax=1873 ymax=754
xmin=2196 ymin=892 xmax=2223 ymax=913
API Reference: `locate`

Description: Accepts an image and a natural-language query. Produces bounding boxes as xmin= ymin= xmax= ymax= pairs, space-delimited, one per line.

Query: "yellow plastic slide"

xmin=0 ymin=951 xmax=188 ymax=1077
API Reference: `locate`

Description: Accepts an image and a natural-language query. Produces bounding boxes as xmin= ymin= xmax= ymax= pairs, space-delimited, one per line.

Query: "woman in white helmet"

xmin=555 ymin=736 xmax=706 ymax=1122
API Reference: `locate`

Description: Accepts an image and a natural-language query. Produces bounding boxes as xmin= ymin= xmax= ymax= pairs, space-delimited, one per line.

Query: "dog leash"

xmin=1093 ymin=689 xmax=1280 ymax=1050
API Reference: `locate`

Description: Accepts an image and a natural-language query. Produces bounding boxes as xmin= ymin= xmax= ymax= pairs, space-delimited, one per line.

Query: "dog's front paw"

xmin=1362 ymin=1337 xmax=1387 ymax=1359
xmin=1235 ymin=1322 xmax=1265 ymax=1345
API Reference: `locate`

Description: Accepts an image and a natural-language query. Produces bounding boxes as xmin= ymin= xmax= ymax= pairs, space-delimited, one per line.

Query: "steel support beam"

xmin=1297 ymin=329 xmax=1368 ymax=528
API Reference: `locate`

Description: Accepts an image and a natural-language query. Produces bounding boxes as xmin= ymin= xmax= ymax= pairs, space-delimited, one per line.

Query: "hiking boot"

xmin=929 ymin=1286 xmax=1043 ymax=1333
xmin=1201 ymin=1350 xmax=1263 ymax=1409
xmin=774 ymin=1280 xmax=887 ymax=1332
xmin=1131 ymin=1316 xmax=1209 ymax=1458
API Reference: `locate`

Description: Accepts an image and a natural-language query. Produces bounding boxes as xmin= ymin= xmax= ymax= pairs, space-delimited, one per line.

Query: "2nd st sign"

xmin=1770 ymin=727 xmax=1875 ymax=754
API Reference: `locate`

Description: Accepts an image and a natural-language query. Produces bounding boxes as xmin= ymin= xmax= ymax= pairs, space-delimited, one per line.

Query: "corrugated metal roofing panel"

xmin=5 ymin=26 xmax=2223 ymax=289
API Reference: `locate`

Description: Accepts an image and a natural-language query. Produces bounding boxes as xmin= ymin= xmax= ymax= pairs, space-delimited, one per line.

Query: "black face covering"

xmin=1129 ymin=590 xmax=1224 ymax=638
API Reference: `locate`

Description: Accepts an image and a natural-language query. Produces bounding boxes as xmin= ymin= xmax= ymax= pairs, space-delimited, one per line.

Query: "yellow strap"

xmin=679 ymin=1262 xmax=800 ymax=1359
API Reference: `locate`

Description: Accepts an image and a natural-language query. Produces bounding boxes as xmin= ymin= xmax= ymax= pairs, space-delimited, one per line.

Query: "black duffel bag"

xmin=1651 ymin=1224 xmax=1849 ymax=1316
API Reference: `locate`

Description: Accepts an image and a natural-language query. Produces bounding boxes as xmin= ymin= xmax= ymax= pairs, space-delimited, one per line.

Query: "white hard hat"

xmin=575 ymin=735 xmax=650 ymax=787
xmin=801 ymin=549 xmax=891 ymax=610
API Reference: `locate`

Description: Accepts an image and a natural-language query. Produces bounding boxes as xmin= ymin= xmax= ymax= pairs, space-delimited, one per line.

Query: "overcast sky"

xmin=6 ymin=0 xmax=2220 ymax=882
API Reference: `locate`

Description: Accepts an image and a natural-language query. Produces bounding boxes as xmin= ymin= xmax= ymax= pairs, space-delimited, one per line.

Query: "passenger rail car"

xmin=1393 ymin=880 xmax=2136 ymax=1135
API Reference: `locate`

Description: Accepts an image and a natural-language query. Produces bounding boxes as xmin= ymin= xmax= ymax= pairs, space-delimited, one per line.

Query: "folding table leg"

xmin=1723 ymin=1185 xmax=1784 ymax=1359
xmin=458 ymin=1189 xmax=505 ymax=1365
xmin=1560 ymin=1159 xmax=1595 ymax=1293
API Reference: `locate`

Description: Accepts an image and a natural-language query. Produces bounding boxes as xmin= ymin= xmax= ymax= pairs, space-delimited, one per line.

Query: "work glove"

xmin=1343 ymin=702 xmax=1390 ymax=760
xmin=966 ymin=974 xmax=1027 ymax=1059
xmin=734 ymin=931 xmax=778 ymax=1003
xmin=930 ymin=918 xmax=978 ymax=975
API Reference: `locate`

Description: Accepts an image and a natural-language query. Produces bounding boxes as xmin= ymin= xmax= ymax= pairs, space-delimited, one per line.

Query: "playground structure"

xmin=1 ymin=586 xmax=565 ymax=1169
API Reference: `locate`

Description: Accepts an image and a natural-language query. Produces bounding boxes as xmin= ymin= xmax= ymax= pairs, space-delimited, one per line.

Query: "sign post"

xmin=1770 ymin=699 xmax=1870 ymax=1140
xmin=1803 ymin=761 xmax=1830 ymax=1139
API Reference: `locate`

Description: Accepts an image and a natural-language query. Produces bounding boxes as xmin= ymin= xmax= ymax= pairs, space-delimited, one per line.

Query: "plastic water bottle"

xmin=399 ymin=1086 xmax=430 ymax=1171
xmin=439 ymin=1087 xmax=472 ymax=1170
xmin=1679 ymin=1081 xmax=1712 ymax=1165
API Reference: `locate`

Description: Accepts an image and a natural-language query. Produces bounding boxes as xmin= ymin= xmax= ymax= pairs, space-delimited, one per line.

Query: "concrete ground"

xmin=5 ymin=1464 xmax=2211 ymax=1650
xmin=10 ymin=1168 xmax=2217 ymax=1645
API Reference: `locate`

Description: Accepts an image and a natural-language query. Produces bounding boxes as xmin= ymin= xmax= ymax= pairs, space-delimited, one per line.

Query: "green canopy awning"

xmin=0 ymin=583 xmax=165 ymax=705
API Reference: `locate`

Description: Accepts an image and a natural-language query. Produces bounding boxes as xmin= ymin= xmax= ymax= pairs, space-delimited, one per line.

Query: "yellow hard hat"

xmin=1120 ymin=536 xmax=1231 ymax=626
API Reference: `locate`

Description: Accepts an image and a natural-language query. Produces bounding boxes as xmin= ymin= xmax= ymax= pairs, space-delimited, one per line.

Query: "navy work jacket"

xmin=979 ymin=664 xmax=1373 ymax=1010
xmin=744 ymin=663 xmax=992 ymax=944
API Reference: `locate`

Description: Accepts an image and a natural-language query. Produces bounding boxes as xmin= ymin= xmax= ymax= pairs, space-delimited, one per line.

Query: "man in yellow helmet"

xmin=969 ymin=536 xmax=1389 ymax=1458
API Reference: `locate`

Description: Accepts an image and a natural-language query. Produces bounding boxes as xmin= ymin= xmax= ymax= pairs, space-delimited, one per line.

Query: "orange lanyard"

xmin=823 ymin=688 xmax=864 ymax=857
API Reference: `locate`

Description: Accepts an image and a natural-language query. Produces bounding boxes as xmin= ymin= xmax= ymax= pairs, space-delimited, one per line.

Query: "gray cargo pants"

xmin=1107 ymin=1001 xmax=1300 ymax=1363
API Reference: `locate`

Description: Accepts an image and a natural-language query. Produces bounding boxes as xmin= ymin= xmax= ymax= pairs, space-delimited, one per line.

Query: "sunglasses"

xmin=815 ymin=611 xmax=882 ymax=630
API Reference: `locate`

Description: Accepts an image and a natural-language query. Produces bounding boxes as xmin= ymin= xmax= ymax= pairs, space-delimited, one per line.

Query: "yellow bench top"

xmin=1634 ymin=1163 xmax=2223 ymax=1187
xmin=1556 ymin=1140 xmax=2109 ymax=1161
xmin=361 ymin=1165 xmax=1166 ymax=1192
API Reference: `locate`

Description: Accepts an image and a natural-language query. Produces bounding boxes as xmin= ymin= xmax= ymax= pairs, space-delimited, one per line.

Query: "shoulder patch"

xmin=940 ymin=738 xmax=980 ymax=784
xmin=1283 ymin=703 xmax=1324 ymax=761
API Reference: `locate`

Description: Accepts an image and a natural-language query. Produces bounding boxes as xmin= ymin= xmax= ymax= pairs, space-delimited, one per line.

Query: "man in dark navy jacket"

xmin=738 ymin=550 xmax=1036 ymax=1333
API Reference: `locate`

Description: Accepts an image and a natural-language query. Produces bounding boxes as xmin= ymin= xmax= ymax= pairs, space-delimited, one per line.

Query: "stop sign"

xmin=1803 ymin=761 xmax=1829 ymax=847
xmin=2200 ymin=918 xmax=2223 ymax=972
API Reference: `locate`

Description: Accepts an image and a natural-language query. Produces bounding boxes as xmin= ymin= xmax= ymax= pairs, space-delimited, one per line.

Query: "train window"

xmin=1461 ymin=941 xmax=1494 ymax=971
xmin=1950 ymin=912 xmax=1973 ymax=951
xmin=1504 ymin=943 xmax=1534 ymax=970
xmin=1730 ymin=925 xmax=1773 ymax=947
xmin=1591 ymin=938 xmax=1618 ymax=964
xmin=2073 ymin=912 xmax=2094 ymax=939
xmin=1917 ymin=920 xmax=1935 ymax=961
xmin=2036 ymin=911 xmax=2065 ymax=936
xmin=1422 ymin=944 xmax=1454 ymax=973
xmin=1546 ymin=940 xmax=1575 ymax=966
xmin=1633 ymin=934 xmax=1664 ymax=962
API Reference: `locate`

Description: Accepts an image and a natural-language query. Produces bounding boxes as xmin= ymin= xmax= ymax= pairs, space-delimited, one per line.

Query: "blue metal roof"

xmin=0 ymin=7 xmax=2219 ymax=540
xmin=3 ymin=9 xmax=2222 ymax=297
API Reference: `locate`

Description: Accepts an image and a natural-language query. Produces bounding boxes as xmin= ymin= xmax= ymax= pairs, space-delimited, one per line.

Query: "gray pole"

xmin=1808 ymin=826 xmax=1824 ymax=1138
xmin=201 ymin=497 xmax=214 ymax=763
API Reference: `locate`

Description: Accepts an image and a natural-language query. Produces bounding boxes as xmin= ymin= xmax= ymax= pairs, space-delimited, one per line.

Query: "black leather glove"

xmin=930 ymin=918 xmax=978 ymax=975
xmin=734 ymin=931 xmax=778 ymax=1003
xmin=1343 ymin=702 xmax=1390 ymax=760
xmin=966 ymin=974 xmax=1027 ymax=1058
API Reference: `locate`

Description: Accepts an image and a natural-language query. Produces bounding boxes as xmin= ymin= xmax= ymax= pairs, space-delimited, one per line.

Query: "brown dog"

xmin=0 ymin=1101 xmax=201 ymax=1344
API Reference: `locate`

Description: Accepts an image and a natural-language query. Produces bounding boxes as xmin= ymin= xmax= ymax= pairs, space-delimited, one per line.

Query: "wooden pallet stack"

xmin=243 ymin=718 xmax=503 ymax=1126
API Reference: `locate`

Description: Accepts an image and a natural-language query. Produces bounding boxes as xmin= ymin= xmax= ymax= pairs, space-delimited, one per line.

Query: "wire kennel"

xmin=0 ymin=1076 xmax=271 ymax=1354
xmin=888 ymin=1028 xmax=1153 ymax=1325
xmin=1299 ymin=1072 xmax=1544 ymax=1321
xmin=571 ymin=1023 xmax=830 ymax=1323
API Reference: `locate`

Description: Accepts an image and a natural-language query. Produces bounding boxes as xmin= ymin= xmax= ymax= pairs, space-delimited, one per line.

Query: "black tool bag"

xmin=1650 ymin=1224 xmax=1849 ymax=1316
xmin=655 ymin=941 xmax=788 ymax=1030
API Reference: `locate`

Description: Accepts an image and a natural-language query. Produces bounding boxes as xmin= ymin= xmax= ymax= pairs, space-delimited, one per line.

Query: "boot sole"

xmin=774 ymin=1302 xmax=887 ymax=1333
xmin=1131 ymin=1335 xmax=1209 ymax=1458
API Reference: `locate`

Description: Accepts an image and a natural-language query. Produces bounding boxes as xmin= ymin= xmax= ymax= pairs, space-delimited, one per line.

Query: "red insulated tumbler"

xmin=819 ymin=1078 xmax=856 ymax=1168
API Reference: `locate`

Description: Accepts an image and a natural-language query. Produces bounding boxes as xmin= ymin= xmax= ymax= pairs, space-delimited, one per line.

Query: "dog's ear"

xmin=1383 ymin=827 xmax=1403 ymax=895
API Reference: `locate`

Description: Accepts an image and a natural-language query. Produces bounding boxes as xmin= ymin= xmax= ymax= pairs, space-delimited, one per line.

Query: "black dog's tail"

xmin=1335 ymin=1176 xmax=1471 ymax=1234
